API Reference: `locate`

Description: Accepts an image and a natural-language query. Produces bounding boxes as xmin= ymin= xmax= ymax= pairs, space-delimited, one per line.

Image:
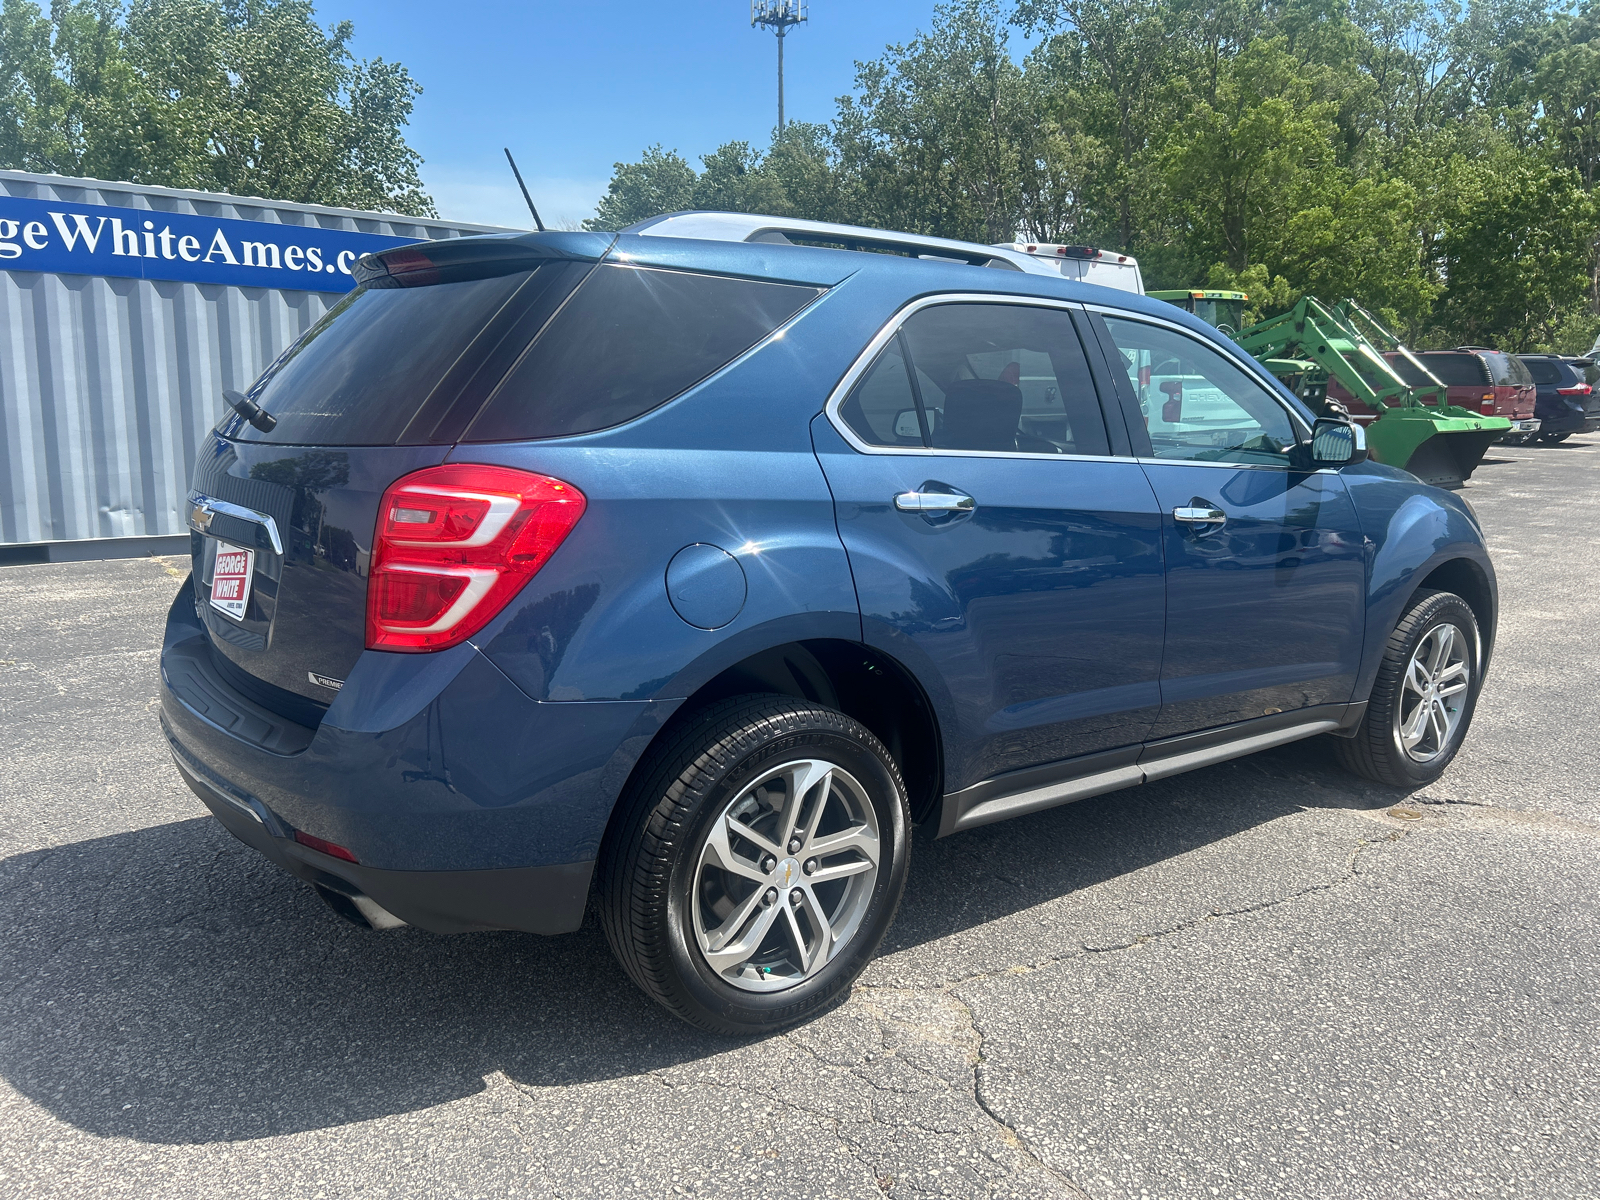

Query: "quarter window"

xmin=1101 ymin=317 xmax=1299 ymax=466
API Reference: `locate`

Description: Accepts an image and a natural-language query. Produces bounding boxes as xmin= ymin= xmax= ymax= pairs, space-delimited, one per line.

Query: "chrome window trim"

xmin=1133 ymin=457 xmax=1341 ymax=474
xmin=822 ymin=292 xmax=1129 ymax=464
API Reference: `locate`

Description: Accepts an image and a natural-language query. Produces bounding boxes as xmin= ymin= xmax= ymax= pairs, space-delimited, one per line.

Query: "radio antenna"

xmin=503 ymin=148 xmax=547 ymax=232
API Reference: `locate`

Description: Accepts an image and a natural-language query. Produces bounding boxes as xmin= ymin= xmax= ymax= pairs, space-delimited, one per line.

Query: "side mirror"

xmin=1159 ymin=380 xmax=1184 ymax=423
xmin=1309 ymin=417 xmax=1367 ymax=467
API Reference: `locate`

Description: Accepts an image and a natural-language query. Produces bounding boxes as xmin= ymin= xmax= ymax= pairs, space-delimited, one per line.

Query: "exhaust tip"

xmin=312 ymin=882 xmax=407 ymax=931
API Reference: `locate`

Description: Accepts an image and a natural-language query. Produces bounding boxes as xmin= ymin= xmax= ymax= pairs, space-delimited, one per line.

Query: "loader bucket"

xmin=1364 ymin=407 xmax=1511 ymax=488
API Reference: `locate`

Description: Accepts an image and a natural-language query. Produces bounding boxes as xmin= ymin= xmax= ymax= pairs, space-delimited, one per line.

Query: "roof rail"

xmin=623 ymin=211 xmax=1059 ymax=276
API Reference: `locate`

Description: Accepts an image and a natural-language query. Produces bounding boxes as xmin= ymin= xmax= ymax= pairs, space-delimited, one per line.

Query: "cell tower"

xmin=751 ymin=1 xmax=808 ymax=132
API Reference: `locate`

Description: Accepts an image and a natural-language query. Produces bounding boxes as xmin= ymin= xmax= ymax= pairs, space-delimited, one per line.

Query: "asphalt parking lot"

xmin=2 ymin=440 xmax=1598 ymax=1200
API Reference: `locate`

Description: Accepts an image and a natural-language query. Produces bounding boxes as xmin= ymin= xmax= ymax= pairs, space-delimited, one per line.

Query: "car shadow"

xmin=0 ymin=737 xmax=1401 ymax=1145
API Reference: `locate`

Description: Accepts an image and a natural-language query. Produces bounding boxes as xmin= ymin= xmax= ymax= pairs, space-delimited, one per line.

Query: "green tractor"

xmin=1146 ymin=289 xmax=1250 ymax=338
xmin=1151 ymin=291 xmax=1512 ymax=487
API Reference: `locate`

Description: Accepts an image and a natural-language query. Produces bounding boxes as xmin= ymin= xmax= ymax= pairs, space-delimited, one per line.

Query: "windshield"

xmin=1483 ymin=352 xmax=1532 ymax=386
xmin=1192 ymin=299 xmax=1244 ymax=335
xmin=237 ymin=269 xmax=558 ymax=445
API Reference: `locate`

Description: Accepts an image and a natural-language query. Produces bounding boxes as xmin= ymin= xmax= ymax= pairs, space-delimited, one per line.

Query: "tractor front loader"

xmin=1162 ymin=293 xmax=1511 ymax=487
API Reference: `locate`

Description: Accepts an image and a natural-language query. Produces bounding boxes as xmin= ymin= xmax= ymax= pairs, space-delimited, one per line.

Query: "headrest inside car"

xmin=935 ymin=378 xmax=1023 ymax=452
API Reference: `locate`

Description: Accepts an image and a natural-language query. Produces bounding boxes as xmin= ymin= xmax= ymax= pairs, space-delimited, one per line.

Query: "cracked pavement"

xmin=2 ymin=439 xmax=1598 ymax=1199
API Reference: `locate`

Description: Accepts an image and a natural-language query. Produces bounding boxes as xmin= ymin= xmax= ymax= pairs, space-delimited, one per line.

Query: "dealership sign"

xmin=0 ymin=195 xmax=420 ymax=293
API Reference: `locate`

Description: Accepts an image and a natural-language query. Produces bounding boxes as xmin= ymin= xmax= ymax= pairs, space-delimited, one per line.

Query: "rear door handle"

xmin=895 ymin=490 xmax=975 ymax=513
xmin=1173 ymin=505 xmax=1226 ymax=523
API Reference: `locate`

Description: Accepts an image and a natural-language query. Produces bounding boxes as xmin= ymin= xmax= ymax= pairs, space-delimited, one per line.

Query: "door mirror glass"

xmin=1310 ymin=417 xmax=1366 ymax=466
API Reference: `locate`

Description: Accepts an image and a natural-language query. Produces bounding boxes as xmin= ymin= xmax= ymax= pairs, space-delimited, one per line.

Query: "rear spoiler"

xmin=354 ymin=231 xmax=615 ymax=288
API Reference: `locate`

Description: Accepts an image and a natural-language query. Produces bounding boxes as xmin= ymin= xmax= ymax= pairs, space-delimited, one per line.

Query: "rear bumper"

xmin=159 ymin=579 xmax=679 ymax=934
xmin=1501 ymin=418 xmax=1541 ymax=435
xmin=172 ymin=750 xmax=592 ymax=933
xmin=1534 ymin=394 xmax=1595 ymax=434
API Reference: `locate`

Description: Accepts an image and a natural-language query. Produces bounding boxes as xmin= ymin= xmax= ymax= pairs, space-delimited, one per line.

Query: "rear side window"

xmin=1418 ymin=353 xmax=1489 ymax=387
xmin=1523 ymin=358 xmax=1563 ymax=385
xmin=1388 ymin=355 xmax=1433 ymax=387
xmin=461 ymin=264 xmax=821 ymax=442
xmin=840 ymin=302 xmax=1109 ymax=456
xmin=238 ymin=269 xmax=554 ymax=445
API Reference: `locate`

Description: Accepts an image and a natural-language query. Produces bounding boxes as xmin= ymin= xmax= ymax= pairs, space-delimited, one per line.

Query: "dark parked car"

xmin=161 ymin=214 xmax=1497 ymax=1034
xmin=1518 ymin=354 xmax=1600 ymax=444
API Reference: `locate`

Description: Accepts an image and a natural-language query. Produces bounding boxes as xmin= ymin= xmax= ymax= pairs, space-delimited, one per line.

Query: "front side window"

xmin=1101 ymin=316 xmax=1299 ymax=466
xmin=839 ymin=302 xmax=1109 ymax=456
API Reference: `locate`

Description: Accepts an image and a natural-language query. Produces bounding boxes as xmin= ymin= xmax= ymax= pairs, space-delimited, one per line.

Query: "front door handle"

xmin=1173 ymin=505 xmax=1226 ymax=524
xmin=895 ymin=490 xmax=975 ymax=513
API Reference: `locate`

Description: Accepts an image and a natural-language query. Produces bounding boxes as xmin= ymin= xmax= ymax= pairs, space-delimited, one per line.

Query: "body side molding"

xmin=937 ymin=704 xmax=1364 ymax=837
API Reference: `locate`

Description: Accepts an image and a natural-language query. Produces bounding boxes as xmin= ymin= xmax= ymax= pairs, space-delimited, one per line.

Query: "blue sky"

xmin=321 ymin=2 xmax=965 ymax=227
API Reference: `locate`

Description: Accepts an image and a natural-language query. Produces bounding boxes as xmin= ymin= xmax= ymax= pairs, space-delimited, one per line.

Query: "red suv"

xmin=1329 ymin=348 xmax=1539 ymax=441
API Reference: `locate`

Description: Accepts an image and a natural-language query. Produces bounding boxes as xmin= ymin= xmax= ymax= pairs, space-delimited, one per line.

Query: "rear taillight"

xmin=366 ymin=464 xmax=586 ymax=653
xmin=1557 ymin=383 xmax=1592 ymax=395
xmin=1480 ymin=392 xmax=1496 ymax=414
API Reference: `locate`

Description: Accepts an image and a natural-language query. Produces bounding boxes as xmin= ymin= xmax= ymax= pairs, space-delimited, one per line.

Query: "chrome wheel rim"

xmin=691 ymin=758 xmax=881 ymax=993
xmin=1395 ymin=623 xmax=1471 ymax=763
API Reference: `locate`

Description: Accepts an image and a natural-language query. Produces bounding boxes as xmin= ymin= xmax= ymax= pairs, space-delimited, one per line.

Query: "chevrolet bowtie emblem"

xmin=190 ymin=502 xmax=214 ymax=532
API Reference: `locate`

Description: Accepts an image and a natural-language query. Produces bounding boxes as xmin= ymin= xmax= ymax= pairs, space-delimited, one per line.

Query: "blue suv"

xmin=160 ymin=216 xmax=1497 ymax=1034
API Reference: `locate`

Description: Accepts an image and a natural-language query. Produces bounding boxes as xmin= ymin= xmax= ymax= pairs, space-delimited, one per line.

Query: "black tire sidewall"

xmin=660 ymin=713 xmax=908 ymax=1032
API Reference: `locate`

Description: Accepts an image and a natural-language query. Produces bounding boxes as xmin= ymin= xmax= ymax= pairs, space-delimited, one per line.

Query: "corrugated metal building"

xmin=0 ymin=169 xmax=514 ymax=560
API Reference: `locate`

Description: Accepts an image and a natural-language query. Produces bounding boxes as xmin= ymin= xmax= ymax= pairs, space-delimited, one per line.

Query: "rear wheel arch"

xmin=605 ymin=639 xmax=943 ymax=845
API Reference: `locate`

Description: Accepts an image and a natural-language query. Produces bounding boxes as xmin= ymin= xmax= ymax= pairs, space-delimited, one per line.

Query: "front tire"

xmin=1334 ymin=590 xmax=1482 ymax=788
xmin=598 ymin=694 xmax=910 ymax=1035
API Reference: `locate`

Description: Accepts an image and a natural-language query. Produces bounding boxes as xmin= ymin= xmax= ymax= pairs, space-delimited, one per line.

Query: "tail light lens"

xmin=1480 ymin=392 xmax=1496 ymax=414
xmin=1557 ymin=383 xmax=1592 ymax=395
xmin=366 ymin=463 xmax=586 ymax=652
xmin=295 ymin=830 xmax=358 ymax=862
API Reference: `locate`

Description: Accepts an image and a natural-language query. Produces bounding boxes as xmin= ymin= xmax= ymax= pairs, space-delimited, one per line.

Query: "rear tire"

xmin=1334 ymin=590 xmax=1482 ymax=789
xmin=1540 ymin=431 xmax=1571 ymax=445
xmin=598 ymin=694 xmax=910 ymax=1036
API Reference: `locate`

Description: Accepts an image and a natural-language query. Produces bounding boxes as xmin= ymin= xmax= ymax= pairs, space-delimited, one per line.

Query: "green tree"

xmin=835 ymin=0 xmax=1044 ymax=243
xmin=585 ymin=144 xmax=696 ymax=230
xmin=1434 ymin=156 xmax=1594 ymax=348
xmin=1163 ymin=39 xmax=1341 ymax=272
xmin=0 ymin=0 xmax=434 ymax=215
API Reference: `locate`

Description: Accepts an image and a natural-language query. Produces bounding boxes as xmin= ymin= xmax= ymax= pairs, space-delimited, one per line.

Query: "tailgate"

xmin=189 ymin=437 xmax=449 ymax=714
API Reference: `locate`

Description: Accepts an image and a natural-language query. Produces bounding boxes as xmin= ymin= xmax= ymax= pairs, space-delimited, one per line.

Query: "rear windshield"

xmin=1483 ymin=352 xmax=1532 ymax=386
xmin=461 ymin=264 xmax=821 ymax=442
xmin=1417 ymin=353 xmax=1489 ymax=387
xmin=1523 ymin=358 xmax=1563 ymax=385
xmin=236 ymin=268 xmax=567 ymax=445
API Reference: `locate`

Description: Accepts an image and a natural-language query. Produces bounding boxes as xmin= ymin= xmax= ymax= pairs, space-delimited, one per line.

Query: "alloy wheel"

xmin=1394 ymin=622 xmax=1471 ymax=762
xmin=691 ymin=758 xmax=880 ymax=993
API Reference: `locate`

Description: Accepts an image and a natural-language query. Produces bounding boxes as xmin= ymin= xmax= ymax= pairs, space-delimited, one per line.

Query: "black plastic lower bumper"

xmin=172 ymin=751 xmax=593 ymax=935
